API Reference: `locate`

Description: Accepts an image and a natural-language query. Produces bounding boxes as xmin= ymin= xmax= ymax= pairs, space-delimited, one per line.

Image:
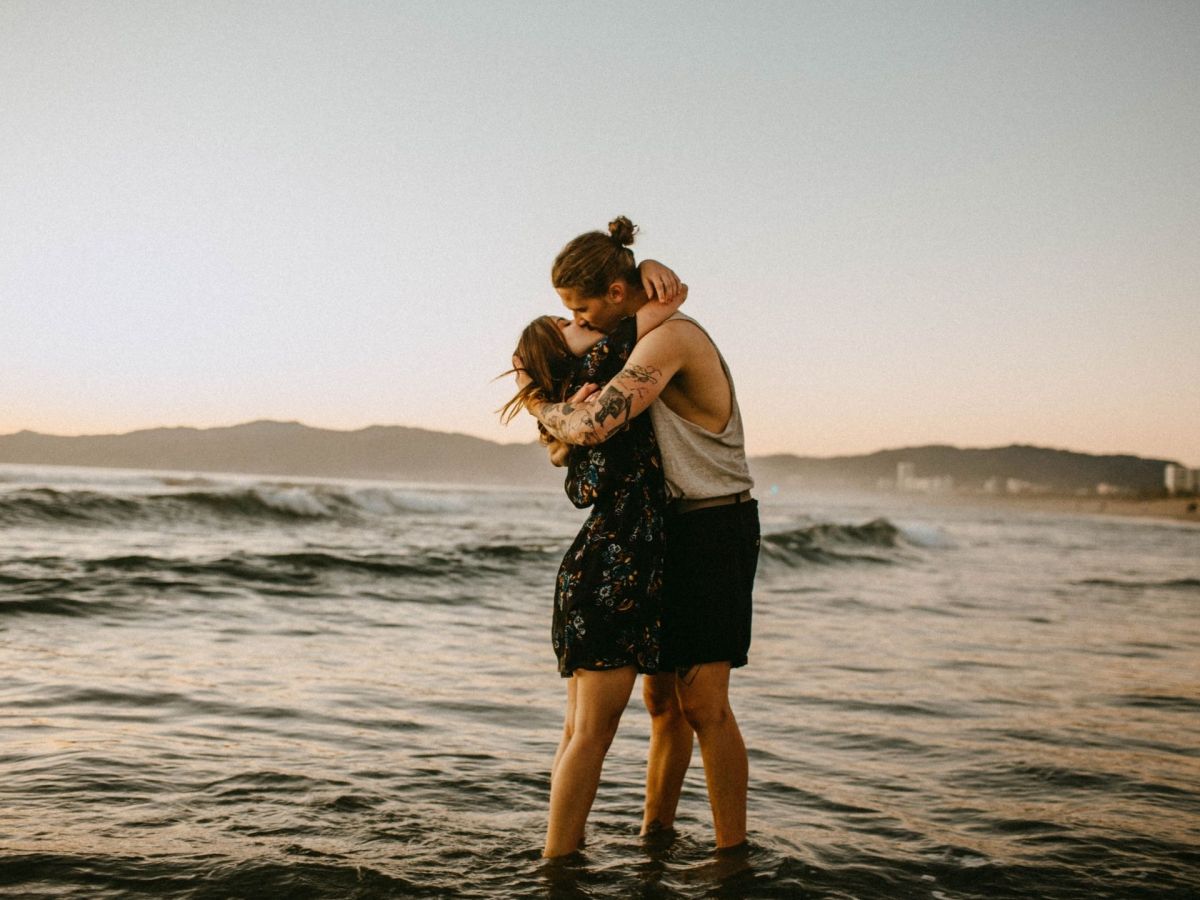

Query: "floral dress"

xmin=553 ymin=316 xmax=666 ymax=677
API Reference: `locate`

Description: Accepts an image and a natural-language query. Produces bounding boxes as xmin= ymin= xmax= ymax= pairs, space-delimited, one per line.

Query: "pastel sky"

xmin=2 ymin=1 xmax=1197 ymax=464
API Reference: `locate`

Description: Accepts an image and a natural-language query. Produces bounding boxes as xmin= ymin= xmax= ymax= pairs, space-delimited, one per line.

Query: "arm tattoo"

xmin=594 ymin=386 xmax=632 ymax=427
xmin=622 ymin=365 xmax=658 ymax=384
xmin=533 ymin=364 xmax=662 ymax=445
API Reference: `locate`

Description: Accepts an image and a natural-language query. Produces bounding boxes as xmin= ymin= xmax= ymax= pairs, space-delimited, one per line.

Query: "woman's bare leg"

xmin=543 ymin=666 xmax=637 ymax=858
xmin=641 ymin=672 xmax=693 ymax=833
xmin=550 ymin=677 xmax=577 ymax=786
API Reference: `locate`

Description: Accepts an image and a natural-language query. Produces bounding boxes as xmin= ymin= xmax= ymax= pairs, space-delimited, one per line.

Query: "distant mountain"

xmin=0 ymin=422 xmax=1179 ymax=494
xmin=0 ymin=420 xmax=560 ymax=487
xmin=752 ymin=444 xmax=1175 ymax=494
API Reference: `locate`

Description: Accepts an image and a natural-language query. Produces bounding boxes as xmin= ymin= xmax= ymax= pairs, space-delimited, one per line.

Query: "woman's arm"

xmin=637 ymin=259 xmax=683 ymax=302
xmin=634 ymin=282 xmax=687 ymax=341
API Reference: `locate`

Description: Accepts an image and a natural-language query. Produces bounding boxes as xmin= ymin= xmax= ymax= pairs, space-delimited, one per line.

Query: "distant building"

xmin=1004 ymin=478 xmax=1050 ymax=495
xmin=1164 ymin=464 xmax=1183 ymax=493
xmin=929 ymin=475 xmax=954 ymax=493
xmin=896 ymin=462 xmax=953 ymax=494
xmin=976 ymin=476 xmax=1054 ymax=495
xmin=1165 ymin=464 xmax=1197 ymax=495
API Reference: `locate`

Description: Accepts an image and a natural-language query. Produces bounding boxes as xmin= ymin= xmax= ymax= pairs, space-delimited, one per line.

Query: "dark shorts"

xmin=659 ymin=498 xmax=760 ymax=671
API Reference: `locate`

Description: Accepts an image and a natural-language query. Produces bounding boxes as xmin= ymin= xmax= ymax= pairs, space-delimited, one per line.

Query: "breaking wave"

xmin=0 ymin=484 xmax=469 ymax=527
xmin=761 ymin=518 xmax=908 ymax=566
xmin=0 ymin=540 xmax=562 ymax=618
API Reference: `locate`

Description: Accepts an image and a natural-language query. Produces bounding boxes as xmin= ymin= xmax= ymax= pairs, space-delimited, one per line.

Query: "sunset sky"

xmin=3 ymin=1 xmax=1197 ymax=465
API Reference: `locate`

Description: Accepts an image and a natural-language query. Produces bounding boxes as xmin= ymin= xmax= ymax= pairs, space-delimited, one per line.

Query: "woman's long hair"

xmin=498 ymin=316 xmax=574 ymax=424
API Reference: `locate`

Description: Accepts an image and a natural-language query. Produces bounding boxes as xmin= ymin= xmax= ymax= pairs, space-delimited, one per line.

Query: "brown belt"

xmin=669 ymin=489 xmax=752 ymax=515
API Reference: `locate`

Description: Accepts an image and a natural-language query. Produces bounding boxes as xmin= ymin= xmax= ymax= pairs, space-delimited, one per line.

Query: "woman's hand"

xmin=546 ymin=438 xmax=571 ymax=467
xmin=567 ymin=382 xmax=600 ymax=404
xmin=638 ymin=259 xmax=683 ymax=303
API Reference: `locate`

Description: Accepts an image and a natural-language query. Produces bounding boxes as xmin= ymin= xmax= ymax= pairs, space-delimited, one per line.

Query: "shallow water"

xmin=2 ymin=464 xmax=1198 ymax=898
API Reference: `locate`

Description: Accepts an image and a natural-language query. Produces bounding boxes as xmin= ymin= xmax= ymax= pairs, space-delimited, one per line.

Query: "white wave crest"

xmin=897 ymin=523 xmax=956 ymax=549
xmin=344 ymin=487 xmax=469 ymax=515
xmin=249 ymin=487 xmax=336 ymax=517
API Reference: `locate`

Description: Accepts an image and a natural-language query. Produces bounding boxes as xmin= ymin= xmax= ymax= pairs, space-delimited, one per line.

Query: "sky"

xmin=2 ymin=0 xmax=1197 ymax=465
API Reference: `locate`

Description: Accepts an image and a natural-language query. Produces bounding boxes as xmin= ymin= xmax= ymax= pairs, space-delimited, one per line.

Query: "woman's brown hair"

xmin=551 ymin=215 xmax=639 ymax=298
xmin=498 ymin=316 xmax=575 ymax=424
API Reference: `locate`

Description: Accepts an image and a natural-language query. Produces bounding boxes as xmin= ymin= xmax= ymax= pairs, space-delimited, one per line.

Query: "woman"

xmin=504 ymin=217 xmax=683 ymax=857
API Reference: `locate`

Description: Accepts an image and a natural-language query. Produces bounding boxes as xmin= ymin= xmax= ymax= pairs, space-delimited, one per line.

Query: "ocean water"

xmin=1 ymin=463 xmax=1198 ymax=899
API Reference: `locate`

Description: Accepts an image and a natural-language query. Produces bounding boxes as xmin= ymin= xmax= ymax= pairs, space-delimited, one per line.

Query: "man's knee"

xmin=676 ymin=666 xmax=734 ymax=732
xmin=643 ymin=675 xmax=683 ymax=720
xmin=679 ymin=694 xmax=731 ymax=732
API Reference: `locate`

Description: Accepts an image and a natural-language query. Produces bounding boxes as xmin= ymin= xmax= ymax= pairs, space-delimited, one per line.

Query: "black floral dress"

xmin=553 ymin=316 xmax=666 ymax=677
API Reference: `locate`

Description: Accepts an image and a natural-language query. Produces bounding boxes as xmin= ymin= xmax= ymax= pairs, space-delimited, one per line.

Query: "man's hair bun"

xmin=553 ymin=217 xmax=641 ymax=297
xmin=608 ymin=216 xmax=638 ymax=247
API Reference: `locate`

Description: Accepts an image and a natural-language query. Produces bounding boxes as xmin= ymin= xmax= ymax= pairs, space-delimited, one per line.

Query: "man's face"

xmin=556 ymin=286 xmax=622 ymax=334
xmin=552 ymin=316 xmax=601 ymax=356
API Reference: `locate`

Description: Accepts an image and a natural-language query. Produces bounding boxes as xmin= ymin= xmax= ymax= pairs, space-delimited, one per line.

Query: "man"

xmin=525 ymin=239 xmax=760 ymax=852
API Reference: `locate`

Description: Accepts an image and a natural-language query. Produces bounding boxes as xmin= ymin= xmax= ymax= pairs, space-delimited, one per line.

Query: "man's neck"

xmin=618 ymin=292 xmax=649 ymax=325
xmin=597 ymin=284 xmax=648 ymax=333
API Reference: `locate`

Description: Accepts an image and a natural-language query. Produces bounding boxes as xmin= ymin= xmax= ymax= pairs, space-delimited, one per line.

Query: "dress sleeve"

xmin=564 ymin=445 xmax=605 ymax=509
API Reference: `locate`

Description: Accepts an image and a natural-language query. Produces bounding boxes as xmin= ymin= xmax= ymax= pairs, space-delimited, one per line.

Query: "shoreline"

xmin=928 ymin=492 xmax=1200 ymax=525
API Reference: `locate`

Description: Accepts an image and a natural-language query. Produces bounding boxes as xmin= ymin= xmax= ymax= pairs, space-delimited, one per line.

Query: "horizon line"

xmin=0 ymin=418 xmax=1187 ymax=465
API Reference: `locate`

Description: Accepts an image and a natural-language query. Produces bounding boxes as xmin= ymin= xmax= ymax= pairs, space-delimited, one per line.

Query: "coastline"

xmin=931 ymin=492 xmax=1200 ymax=525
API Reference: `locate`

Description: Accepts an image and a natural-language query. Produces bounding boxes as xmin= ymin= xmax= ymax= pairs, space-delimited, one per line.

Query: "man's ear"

xmin=606 ymin=280 xmax=626 ymax=305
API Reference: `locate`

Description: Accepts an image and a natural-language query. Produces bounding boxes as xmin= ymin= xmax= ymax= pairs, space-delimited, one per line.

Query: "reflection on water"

xmin=2 ymin=465 xmax=1198 ymax=898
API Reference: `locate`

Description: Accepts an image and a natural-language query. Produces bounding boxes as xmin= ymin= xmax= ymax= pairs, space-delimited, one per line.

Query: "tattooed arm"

xmin=528 ymin=326 xmax=685 ymax=446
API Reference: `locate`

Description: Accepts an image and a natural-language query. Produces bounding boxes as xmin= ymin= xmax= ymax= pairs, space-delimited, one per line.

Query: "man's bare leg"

xmin=641 ymin=672 xmax=694 ymax=834
xmin=675 ymin=662 xmax=747 ymax=849
xmin=544 ymin=666 xmax=637 ymax=858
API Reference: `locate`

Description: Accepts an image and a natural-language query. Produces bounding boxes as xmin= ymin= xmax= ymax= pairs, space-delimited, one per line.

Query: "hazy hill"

xmin=752 ymin=444 xmax=1173 ymax=493
xmin=0 ymin=422 xmax=1178 ymax=494
xmin=0 ymin=420 xmax=559 ymax=487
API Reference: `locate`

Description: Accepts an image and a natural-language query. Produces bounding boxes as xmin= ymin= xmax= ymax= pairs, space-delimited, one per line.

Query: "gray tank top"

xmin=647 ymin=313 xmax=755 ymax=500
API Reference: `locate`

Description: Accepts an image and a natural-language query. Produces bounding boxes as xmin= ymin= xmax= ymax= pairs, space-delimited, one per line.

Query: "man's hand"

xmin=638 ymin=259 xmax=683 ymax=303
